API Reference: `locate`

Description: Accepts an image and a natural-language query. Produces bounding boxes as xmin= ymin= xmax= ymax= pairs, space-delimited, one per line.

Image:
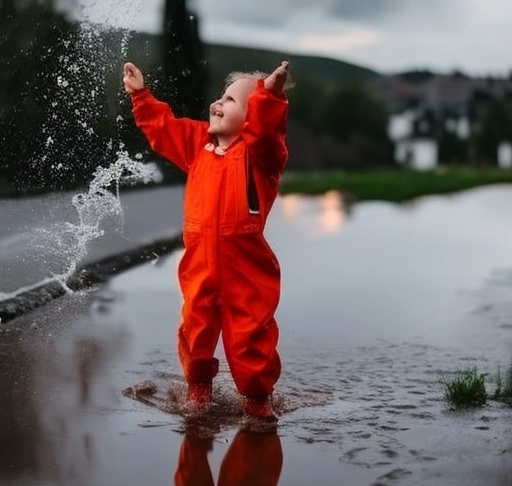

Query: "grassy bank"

xmin=279 ymin=167 xmax=512 ymax=202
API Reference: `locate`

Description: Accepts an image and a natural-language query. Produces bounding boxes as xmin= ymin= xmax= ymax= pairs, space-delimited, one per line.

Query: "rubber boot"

xmin=244 ymin=395 xmax=277 ymax=421
xmin=186 ymin=380 xmax=213 ymax=413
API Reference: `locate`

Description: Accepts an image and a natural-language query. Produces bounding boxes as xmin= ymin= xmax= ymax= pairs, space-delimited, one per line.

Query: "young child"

xmin=123 ymin=59 xmax=292 ymax=420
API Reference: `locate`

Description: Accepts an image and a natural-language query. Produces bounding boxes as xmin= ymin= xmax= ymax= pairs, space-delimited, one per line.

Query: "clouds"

xmin=192 ymin=0 xmax=316 ymax=28
xmin=192 ymin=0 xmax=512 ymax=75
xmin=73 ymin=0 xmax=512 ymax=75
xmin=193 ymin=1 xmax=386 ymax=64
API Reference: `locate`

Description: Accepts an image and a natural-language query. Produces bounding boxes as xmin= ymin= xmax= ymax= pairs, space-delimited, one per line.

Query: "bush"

xmin=439 ymin=367 xmax=487 ymax=409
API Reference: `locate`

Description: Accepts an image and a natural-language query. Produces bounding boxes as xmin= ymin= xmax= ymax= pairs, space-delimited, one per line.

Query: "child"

xmin=123 ymin=59 xmax=292 ymax=420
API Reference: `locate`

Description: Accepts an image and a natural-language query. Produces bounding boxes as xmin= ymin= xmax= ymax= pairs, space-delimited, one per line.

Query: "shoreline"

xmin=2 ymin=167 xmax=512 ymax=203
xmin=0 ymin=234 xmax=183 ymax=325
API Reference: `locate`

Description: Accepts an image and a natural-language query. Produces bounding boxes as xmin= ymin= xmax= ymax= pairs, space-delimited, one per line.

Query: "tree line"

xmin=286 ymin=73 xmax=393 ymax=171
xmin=3 ymin=0 xmax=512 ymax=197
xmin=441 ymin=97 xmax=512 ymax=166
xmin=0 ymin=0 xmax=205 ymax=195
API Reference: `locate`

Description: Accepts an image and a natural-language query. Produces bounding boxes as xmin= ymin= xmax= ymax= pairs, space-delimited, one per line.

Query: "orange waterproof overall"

xmin=131 ymin=80 xmax=288 ymax=397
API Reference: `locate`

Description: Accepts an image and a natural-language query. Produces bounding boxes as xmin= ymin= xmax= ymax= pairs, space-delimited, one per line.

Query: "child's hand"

xmin=264 ymin=61 xmax=291 ymax=94
xmin=123 ymin=62 xmax=145 ymax=94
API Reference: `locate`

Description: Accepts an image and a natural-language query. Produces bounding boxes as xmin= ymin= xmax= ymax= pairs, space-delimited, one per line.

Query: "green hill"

xmin=203 ymin=43 xmax=380 ymax=97
xmin=127 ymin=33 xmax=380 ymax=98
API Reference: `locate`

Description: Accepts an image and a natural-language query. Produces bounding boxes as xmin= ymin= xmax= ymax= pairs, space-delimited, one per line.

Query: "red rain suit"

xmin=130 ymin=79 xmax=288 ymax=397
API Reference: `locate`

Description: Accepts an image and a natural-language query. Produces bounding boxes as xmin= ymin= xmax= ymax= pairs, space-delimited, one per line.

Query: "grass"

xmin=280 ymin=167 xmax=512 ymax=202
xmin=440 ymin=361 xmax=512 ymax=410
xmin=439 ymin=367 xmax=487 ymax=409
xmin=494 ymin=361 xmax=512 ymax=401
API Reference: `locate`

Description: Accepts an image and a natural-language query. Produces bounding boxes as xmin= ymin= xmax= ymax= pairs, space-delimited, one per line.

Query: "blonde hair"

xmin=224 ymin=70 xmax=295 ymax=91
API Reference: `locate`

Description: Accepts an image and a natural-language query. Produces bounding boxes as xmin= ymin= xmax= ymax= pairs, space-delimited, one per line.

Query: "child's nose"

xmin=210 ymin=100 xmax=222 ymax=114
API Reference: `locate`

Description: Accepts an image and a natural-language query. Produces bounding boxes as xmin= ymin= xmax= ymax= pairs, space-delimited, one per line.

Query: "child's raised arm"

xmin=264 ymin=61 xmax=292 ymax=94
xmin=123 ymin=62 xmax=145 ymax=94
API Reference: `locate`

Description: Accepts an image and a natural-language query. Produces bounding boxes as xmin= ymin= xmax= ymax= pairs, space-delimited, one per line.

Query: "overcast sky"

xmin=74 ymin=0 xmax=512 ymax=76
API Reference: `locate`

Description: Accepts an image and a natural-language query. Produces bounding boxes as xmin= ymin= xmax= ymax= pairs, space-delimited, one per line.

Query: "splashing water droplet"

xmin=35 ymin=150 xmax=162 ymax=292
xmin=2 ymin=11 xmax=163 ymax=300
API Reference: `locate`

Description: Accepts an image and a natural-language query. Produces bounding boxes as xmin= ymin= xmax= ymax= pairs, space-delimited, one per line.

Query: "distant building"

xmin=498 ymin=141 xmax=512 ymax=168
xmin=388 ymin=108 xmax=439 ymax=170
xmin=369 ymin=72 xmax=512 ymax=168
xmin=388 ymin=110 xmax=415 ymax=140
xmin=395 ymin=139 xmax=438 ymax=170
xmin=444 ymin=116 xmax=471 ymax=139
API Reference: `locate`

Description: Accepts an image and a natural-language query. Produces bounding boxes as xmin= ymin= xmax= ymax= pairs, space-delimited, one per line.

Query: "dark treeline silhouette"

xmin=0 ymin=0 xmax=395 ymax=198
xmin=286 ymin=73 xmax=393 ymax=171
xmin=0 ymin=0 xmax=206 ymax=196
xmin=160 ymin=0 xmax=207 ymax=119
xmin=1 ymin=0 xmax=84 ymax=194
xmin=3 ymin=1 xmax=512 ymax=198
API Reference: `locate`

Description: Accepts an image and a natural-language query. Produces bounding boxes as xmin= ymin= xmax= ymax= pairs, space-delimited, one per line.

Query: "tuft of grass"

xmin=280 ymin=167 xmax=512 ymax=202
xmin=494 ymin=362 xmax=512 ymax=400
xmin=439 ymin=367 xmax=487 ymax=409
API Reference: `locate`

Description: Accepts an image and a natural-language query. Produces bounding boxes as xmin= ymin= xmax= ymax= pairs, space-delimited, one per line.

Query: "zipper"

xmin=245 ymin=152 xmax=260 ymax=215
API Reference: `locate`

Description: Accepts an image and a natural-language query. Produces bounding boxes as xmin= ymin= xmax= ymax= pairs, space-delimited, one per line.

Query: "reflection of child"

xmin=175 ymin=427 xmax=282 ymax=486
xmin=123 ymin=60 xmax=292 ymax=419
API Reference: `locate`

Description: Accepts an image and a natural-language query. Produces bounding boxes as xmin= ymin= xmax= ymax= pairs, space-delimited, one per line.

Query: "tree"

xmin=160 ymin=0 xmax=207 ymax=119
xmin=0 ymin=1 xmax=89 ymax=192
xmin=476 ymin=100 xmax=512 ymax=164
xmin=0 ymin=0 xmax=209 ymax=195
xmin=438 ymin=130 xmax=468 ymax=165
xmin=320 ymin=83 xmax=389 ymax=144
xmin=287 ymin=74 xmax=327 ymax=133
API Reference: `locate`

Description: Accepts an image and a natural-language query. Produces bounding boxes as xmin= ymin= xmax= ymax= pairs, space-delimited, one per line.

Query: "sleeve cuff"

xmin=130 ymin=87 xmax=152 ymax=102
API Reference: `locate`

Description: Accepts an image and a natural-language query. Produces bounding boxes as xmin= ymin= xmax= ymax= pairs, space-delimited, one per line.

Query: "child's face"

xmin=208 ymin=78 xmax=256 ymax=144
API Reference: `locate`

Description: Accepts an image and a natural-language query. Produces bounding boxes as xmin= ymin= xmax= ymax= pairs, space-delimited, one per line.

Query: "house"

xmin=369 ymin=72 xmax=512 ymax=168
xmin=498 ymin=141 xmax=512 ymax=168
xmin=388 ymin=108 xmax=438 ymax=170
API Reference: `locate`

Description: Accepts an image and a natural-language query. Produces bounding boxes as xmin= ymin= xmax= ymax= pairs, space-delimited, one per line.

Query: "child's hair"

xmin=224 ymin=70 xmax=295 ymax=91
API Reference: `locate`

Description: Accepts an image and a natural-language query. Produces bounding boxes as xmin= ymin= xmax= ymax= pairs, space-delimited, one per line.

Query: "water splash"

xmin=72 ymin=0 xmax=148 ymax=34
xmin=0 ymin=7 xmax=165 ymax=302
xmin=32 ymin=17 xmax=162 ymax=291
xmin=34 ymin=151 xmax=162 ymax=292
